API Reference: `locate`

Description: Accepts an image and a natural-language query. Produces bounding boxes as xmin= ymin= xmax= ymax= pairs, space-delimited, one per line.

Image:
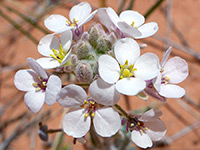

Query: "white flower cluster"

xmin=14 ymin=2 xmax=189 ymax=149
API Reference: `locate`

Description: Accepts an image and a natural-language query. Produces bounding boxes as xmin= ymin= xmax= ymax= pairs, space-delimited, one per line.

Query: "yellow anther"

xmin=144 ymin=127 xmax=148 ymax=130
xmin=91 ymin=112 xmax=95 ymax=118
xmin=140 ymin=129 xmax=144 ymax=135
xmin=125 ymin=60 xmax=128 ymax=66
xmin=84 ymin=100 xmax=88 ymax=104
xmin=137 ymin=122 xmax=141 ymax=126
xmin=131 ymin=21 xmax=135 ymax=27
xmin=129 ymin=64 xmax=133 ymax=70
xmin=66 ymin=20 xmax=71 ymax=24
xmin=38 ymin=77 xmax=43 ymax=81
xmin=160 ymin=68 xmax=164 ymax=73
xmin=50 ymin=44 xmax=66 ymax=64
xmin=35 ymin=87 xmax=41 ymax=92
xmin=120 ymin=65 xmax=124 ymax=69
xmin=42 ymin=82 xmax=46 ymax=87
xmin=73 ymin=18 xmax=78 ymax=24
xmin=85 ymin=113 xmax=89 ymax=118
xmin=123 ymin=69 xmax=130 ymax=77
xmin=129 ymin=73 xmax=133 ymax=76
xmin=120 ymin=75 xmax=124 ymax=79
xmin=32 ymin=82 xmax=38 ymax=87
xmin=130 ymin=123 xmax=134 ymax=127
xmin=165 ymin=76 xmax=170 ymax=81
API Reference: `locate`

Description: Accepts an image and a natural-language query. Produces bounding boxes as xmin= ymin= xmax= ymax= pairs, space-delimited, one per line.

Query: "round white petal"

xmin=14 ymin=69 xmax=37 ymax=91
xmin=60 ymin=30 xmax=72 ymax=53
xmin=89 ymin=78 xmax=120 ymax=106
xmin=117 ymin=22 xmax=142 ymax=38
xmin=38 ymin=34 xmax=60 ymax=57
xmin=159 ymin=84 xmax=185 ymax=98
xmin=98 ymin=55 xmax=120 ymax=84
xmin=78 ymin=10 xmax=97 ymax=27
xmin=145 ymin=119 xmax=167 ymax=141
xmin=27 ymin=57 xmax=48 ymax=79
xmin=63 ymin=108 xmax=91 ymax=138
xmin=135 ymin=22 xmax=159 ymax=39
xmin=160 ymin=46 xmax=172 ymax=67
xmin=106 ymin=7 xmax=120 ymax=27
xmin=139 ymin=109 xmax=162 ymax=122
xmin=114 ymin=38 xmax=140 ymax=65
xmin=134 ymin=53 xmax=160 ymax=80
xmin=69 ymin=2 xmax=91 ymax=23
xmin=93 ymin=107 xmax=121 ymax=137
xmin=44 ymin=14 xmax=70 ymax=33
xmin=119 ymin=10 xmax=145 ymax=27
xmin=152 ymin=72 xmax=162 ymax=92
xmin=24 ymin=91 xmax=45 ymax=113
xmin=162 ymin=56 xmax=189 ymax=84
xmin=45 ymin=75 xmax=62 ymax=105
xmin=116 ymin=78 xmax=146 ymax=96
xmin=131 ymin=130 xmax=153 ymax=149
xmin=37 ymin=57 xmax=60 ymax=69
xmin=56 ymin=84 xmax=87 ymax=107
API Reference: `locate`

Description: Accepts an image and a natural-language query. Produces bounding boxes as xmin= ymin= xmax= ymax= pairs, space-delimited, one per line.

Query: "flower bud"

xmin=75 ymin=61 xmax=93 ymax=83
xmin=96 ymin=37 xmax=112 ymax=53
xmin=76 ymin=41 xmax=92 ymax=60
xmin=38 ymin=123 xmax=48 ymax=141
xmin=70 ymin=54 xmax=78 ymax=65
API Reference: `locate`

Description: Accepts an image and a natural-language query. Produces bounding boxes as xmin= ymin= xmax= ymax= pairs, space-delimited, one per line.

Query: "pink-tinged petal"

xmin=145 ymin=119 xmax=167 ymax=141
xmin=44 ymin=15 xmax=71 ymax=33
xmin=56 ymin=84 xmax=87 ymax=107
xmin=37 ymin=57 xmax=60 ymax=69
xmin=139 ymin=109 xmax=162 ymax=122
xmin=159 ymin=84 xmax=185 ymax=98
xmin=119 ymin=10 xmax=145 ymax=27
xmin=114 ymin=38 xmax=140 ymax=65
xmin=162 ymin=56 xmax=189 ymax=84
xmin=135 ymin=22 xmax=159 ymax=39
xmin=78 ymin=10 xmax=97 ymax=27
xmin=131 ymin=130 xmax=153 ymax=148
xmin=69 ymin=2 xmax=91 ymax=23
xmin=45 ymin=75 xmax=61 ymax=105
xmin=63 ymin=108 xmax=91 ymax=138
xmin=161 ymin=46 xmax=172 ymax=67
xmin=97 ymin=8 xmax=115 ymax=32
xmin=152 ymin=72 xmax=162 ymax=92
xmin=98 ymin=55 xmax=120 ymax=84
xmin=93 ymin=107 xmax=121 ymax=137
xmin=116 ymin=78 xmax=146 ymax=96
xmin=24 ymin=91 xmax=45 ymax=113
xmin=89 ymin=78 xmax=120 ymax=106
xmin=117 ymin=22 xmax=142 ymax=38
xmin=60 ymin=49 xmax=72 ymax=66
xmin=106 ymin=7 xmax=120 ymax=27
xmin=134 ymin=53 xmax=160 ymax=80
xmin=27 ymin=57 xmax=48 ymax=79
xmin=144 ymin=87 xmax=166 ymax=102
xmin=38 ymin=34 xmax=60 ymax=57
xmin=14 ymin=70 xmax=38 ymax=91
xmin=60 ymin=30 xmax=72 ymax=52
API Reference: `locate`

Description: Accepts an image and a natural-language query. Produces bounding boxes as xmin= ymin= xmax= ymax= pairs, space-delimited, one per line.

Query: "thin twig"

xmin=144 ymin=0 xmax=164 ymax=18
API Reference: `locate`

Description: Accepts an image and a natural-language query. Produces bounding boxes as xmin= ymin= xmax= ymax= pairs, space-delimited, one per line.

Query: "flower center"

xmin=161 ymin=76 xmax=170 ymax=85
xmin=120 ymin=60 xmax=137 ymax=79
xmin=66 ymin=18 xmax=78 ymax=27
xmin=50 ymin=44 xmax=66 ymax=64
xmin=32 ymin=77 xmax=48 ymax=92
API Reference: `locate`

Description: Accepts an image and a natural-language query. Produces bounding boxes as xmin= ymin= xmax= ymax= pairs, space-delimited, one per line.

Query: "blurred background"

xmin=0 ymin=0 xmax=200 ymax=149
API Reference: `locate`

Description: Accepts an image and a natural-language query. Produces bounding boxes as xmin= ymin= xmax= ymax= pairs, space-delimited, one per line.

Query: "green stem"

xmin=47 ymin=129 xmax=63 ymax=134
xmin=99 ymin=0 xmax=106 ymax=7
xmin=114 ymin=104 xmax=129 ymax=118
xmin=0 ymin=9 xmax=38 ymax=44
xmin=126 ymin=0 xmax=135 ymax=10
xmin=118 ymin=0 xmax=127 ymax=14
xmin=144 ymin=0 xmax=164 ymax=19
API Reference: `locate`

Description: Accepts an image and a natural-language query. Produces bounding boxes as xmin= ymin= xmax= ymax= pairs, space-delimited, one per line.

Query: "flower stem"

xmin=114 ymin=104 xmax=129 ymax=118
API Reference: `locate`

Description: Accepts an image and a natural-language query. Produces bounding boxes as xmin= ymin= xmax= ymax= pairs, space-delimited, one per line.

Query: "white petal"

xmin=134 ymin=53 xmax=160 ymax=80
xmin=69 ymin=2 xmax=91 ymax=23
xmin=144 ymin=87 xmax=166 ymax=101
xmin=60 ymin=49 xmax=72 ymax=66
xmin=119 ymin=10 xmax=145 ymax=27
xmin=116 ymin=78 xmax=146 ymax=96
xmin=38 ymin=34 xmax=60 ymax=57
xmin=161 ymin=46 xmax=172 ymax=67
xmin=89 ymin=78 xmax=120 ymax=106
xmin=159 ymin=84 xmax=185 ymax=98
xmin=63 ymin=108 xmax=91 ymax=138
xmin=135 ymin=22 xmax=159 ymax=39
xmin=131 ymin=130 xmax=153 ymax=149
xmin=14 ymin=70 xmax=37 ymax=91
xmin=27 ymin=57 xmax=48 ymax=79
xmin=152 ymin=72 xmax=162 ymax=92
xmin=78 ymin=10 xmax=97 ymax=27
xmin=60 ymin=30 xmax=72 ymax=52
xmin=45 ymin=75 xmax=61 ymax=105
xmin=93 ymin=107 xmax=121 ymax=137
xmin=117 ymin=22 xmax=142 ymax=37
xmin=162 ymin=56 xmax=189 ymax=84
xmin=139 ymin=109 xmax=162 ymax=122
xmin=24 ymin=91 xmax=45 ymax=113
xmin=145 ymin=119 xmax=166 ymax=141
xmin=106 ymin=7 xmax=120 ymax=27
xmin=98 ymin=55 xmax=120 ymax=84
xmin=114 ymin=38 xmax=140 ymax=65
xmin=44 ymin=14 xmax=71 ymax=33
xmin=37 ymin=57 xmax=60 ymax=69
xmin=56 ymin=84 xmax=87 ymax=107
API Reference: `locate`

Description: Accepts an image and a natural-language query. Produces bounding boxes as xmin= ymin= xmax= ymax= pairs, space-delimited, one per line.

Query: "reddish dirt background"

xmin=0 ymin=0 xmax=200 ymax=150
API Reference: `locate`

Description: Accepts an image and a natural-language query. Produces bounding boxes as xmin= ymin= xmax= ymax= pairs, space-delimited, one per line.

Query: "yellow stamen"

xmin=130 ymin=123 xmax=134 ymax=127
xmin=32 ymin=82 xmax=38 ymax=87
xmin=35 ymin=87 xmax=41 ymax=92
xmin=91 ymin=112 xmax=95 ymax=118
xmin=131 ymin=21 xmax=135 ymax=27
xmin=85 ymin=113 xmax=89 ymax=118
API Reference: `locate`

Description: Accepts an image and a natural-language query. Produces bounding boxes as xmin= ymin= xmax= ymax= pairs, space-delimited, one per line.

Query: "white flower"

xmin=56 ymin=78 xmax=121 ymax=138
xmin=98 ymin=7 xmax=158 ymax=39
xmin=122 ymin=109 xmax=166 ymax=148
xmin=44 ymin=2 xmax=97 ymax=34
xmin=153 ymin=46 xmax=189 ymax=98
xmin=14 ymin=58 xmax=62 ymax=113
xmin=98 ymin=38 xmax=160 ymax=96
xmin=37 ymin=30 xmax=72 ymax=69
